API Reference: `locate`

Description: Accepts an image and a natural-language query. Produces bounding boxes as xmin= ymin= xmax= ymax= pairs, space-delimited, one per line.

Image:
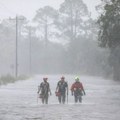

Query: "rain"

xmin=0 ymin=0 xmax=120 ymax=120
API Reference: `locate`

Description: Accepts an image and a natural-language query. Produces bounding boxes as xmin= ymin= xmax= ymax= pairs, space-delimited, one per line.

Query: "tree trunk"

xmin=113 ymin=62 xmax=120 ymax=81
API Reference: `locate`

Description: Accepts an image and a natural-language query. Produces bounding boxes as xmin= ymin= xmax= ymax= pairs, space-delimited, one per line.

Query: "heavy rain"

xmin=0 ymin=0 xmax=120 ymax=120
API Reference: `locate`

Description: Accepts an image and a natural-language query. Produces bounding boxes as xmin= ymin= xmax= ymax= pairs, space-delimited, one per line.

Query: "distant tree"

xmin=56 ymin=0 xmax=101 ymax=74
xmin=58 ymin=0 xmax=90 ymax=42
xmin=33 ymin=6 xmax=58 ymax=46
xmin=97 ymin=0 xmax=120 ymax=80
xmin=0 ymin=16 xmax=38 ymax=76
xmin=0 ymin=19 xmax=16 ymax=75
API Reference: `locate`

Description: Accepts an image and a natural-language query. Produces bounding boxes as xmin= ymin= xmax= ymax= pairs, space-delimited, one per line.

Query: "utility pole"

xmin=15 ymin=16 xmax=18 ymax=78
xmin=28 ymin=27 xmax=32 ymax=75
xmin=10 ymin=15 xmax=24 ymax=78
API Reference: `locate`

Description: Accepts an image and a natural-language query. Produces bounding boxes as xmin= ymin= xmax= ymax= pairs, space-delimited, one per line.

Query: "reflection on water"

xmin=0 ymin=75 xmax=120 ymax=120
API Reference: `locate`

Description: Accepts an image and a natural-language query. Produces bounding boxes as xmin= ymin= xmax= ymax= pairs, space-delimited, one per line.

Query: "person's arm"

xmin=70 ymin=83 xmax=74 ymax=95
xmin=37 ymin=86 xmax=40 ymax=93
xmin=48 ymin=83 xmax=52 ymax=95
xmin=81 ymin=83 xmax=86 ymax=95
xmin=66 ymin=82 xmax=68 ymax=95
xmin=83 ymin=88 xmax=86 ymax=95
xmin=56 ymin=82 xmax=59 ymax=92
xmin=37 ymin=83 xmax=42 ymax=93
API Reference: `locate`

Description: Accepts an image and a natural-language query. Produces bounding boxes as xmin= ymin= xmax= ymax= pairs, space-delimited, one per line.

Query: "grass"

xmin=0 ymin=74 xmax=28 ymax=86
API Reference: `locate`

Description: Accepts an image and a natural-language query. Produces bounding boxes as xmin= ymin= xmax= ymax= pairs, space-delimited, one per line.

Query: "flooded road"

xmin=0 ymin=75 xmax=120 ymax=120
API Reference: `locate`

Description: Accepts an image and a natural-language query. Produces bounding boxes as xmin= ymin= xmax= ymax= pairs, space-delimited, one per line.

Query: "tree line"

xmin=97 ymin=0 xmax=120 ymax=80
xmin=0 ymin=0 xmax=119 ymax=81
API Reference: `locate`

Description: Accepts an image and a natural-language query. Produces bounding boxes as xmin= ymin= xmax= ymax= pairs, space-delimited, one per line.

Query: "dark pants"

xmin=74 ymin=89 xmax=83 ymax=103
xmin=74 ymin=94 xmax=82 ymax=103
xmin=58 ymin=93 xmax=66 ymax=104
xmin=40 ymin=94 xmax=49 ymax=104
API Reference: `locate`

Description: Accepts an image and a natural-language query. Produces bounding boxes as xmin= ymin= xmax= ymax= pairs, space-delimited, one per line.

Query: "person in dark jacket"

xmin=37 ymin=77 xmax=51 ymax=104
xmin=56 ymin=76 xmax=68 ymax=104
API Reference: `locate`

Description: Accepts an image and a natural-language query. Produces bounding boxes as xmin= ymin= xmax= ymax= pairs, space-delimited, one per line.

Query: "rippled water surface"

xmin=0 ymin=75 xmax=120 ymax=120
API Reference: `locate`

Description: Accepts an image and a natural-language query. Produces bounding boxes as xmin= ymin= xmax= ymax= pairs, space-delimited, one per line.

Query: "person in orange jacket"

xmin=71 ymin=76 xmax=86 ymax=103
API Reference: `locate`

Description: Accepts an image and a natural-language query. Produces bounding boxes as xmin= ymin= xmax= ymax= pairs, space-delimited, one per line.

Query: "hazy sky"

xmin=0 ymin=0 xmax=101 ymax=20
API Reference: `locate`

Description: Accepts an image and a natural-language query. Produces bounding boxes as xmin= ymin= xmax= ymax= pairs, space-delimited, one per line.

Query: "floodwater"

xmin=0 ymin=75 xmax=120 ymax=120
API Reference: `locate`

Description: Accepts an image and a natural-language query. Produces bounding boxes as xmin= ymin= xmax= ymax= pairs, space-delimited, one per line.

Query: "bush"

xmin=0 ymin=74 xmax=16 ymax=85
xmin=0 ymin=74 xmax=29 ymax=85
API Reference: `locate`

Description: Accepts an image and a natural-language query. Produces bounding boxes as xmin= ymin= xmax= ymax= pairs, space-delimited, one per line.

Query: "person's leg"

xmin=78 ymin=90 xmax=82 ymax=103
xmin=42 ymin=97 xmax=44 ymax=104
xmin=58 ymin=96 xmax=61 ymax=103
xmin=45 ymin=95 xmax=48 ymax=104
xmin=62 ymin=94 xmax=66 ymax=104
xmin=74 ymin=91 xmax=78 ymax=103
xmin=78 ymin=96 xmax=82 ymax=103
xmin=75 ymin=93 xmax=79 ymax=103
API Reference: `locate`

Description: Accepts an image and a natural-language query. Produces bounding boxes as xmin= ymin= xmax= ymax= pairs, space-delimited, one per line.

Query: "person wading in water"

xmin=55 ymin=76 xmax=68 ymax=104
xmin=71 ymin=76 xmax=86 ymax=103
xmin=37 ymin=77 xmax=52 ymax=104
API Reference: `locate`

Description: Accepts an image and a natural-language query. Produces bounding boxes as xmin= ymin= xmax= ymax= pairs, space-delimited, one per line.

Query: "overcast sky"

xmin=0 ymin=0 xmax=101 ymax=20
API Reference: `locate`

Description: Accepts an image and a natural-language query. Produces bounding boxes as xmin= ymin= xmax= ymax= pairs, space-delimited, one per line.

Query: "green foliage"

xmin=0 ymin=0 xmax=108 ymax=77
xmin=0 ymin=74 xmax=28 ymax=86
xmin=98 ymin=0 xmax=120 ymax=80
xmin=66 ymin=37 xmax=108 ymax=75
xmin=98 ymin=0 xmax=120 ymax=48
xmin=0 ymin=74 xmax=16 ymax=85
